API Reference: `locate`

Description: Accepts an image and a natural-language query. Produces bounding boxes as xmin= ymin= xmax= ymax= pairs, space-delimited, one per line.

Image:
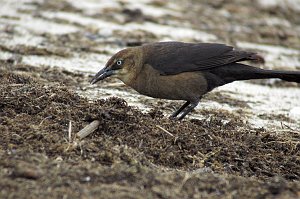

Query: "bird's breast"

xmin=128 ymin=66 xmax=208 ymax=101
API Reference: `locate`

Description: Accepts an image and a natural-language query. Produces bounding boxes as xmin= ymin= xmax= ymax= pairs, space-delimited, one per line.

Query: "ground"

xmin=0 ymin=0 xmax=300 ymax=198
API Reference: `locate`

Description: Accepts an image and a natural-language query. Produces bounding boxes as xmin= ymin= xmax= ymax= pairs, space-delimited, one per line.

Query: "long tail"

xmin=206 ymin=63 xmax=300 ymax=89
xmin=257 ymin=69 xmax=300 ymax=83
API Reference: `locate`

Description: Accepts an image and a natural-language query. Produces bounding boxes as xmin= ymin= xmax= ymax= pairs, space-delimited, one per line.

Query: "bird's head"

xmin=91 ymin=47 xmax=142 ymax=85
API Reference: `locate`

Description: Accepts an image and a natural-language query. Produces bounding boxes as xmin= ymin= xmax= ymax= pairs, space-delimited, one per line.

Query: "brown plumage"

xmin=91 ymin=42 xmax=300 ymax=120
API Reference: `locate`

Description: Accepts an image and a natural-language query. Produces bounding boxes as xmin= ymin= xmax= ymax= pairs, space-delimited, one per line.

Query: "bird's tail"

xmin=210 ymin=63 xmax=300 ymax=85
xmin=256 ymin=69 xmax=300 ymax=83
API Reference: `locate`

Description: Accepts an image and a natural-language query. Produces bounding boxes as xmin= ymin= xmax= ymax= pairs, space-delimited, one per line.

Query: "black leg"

xmin=169 ymin=101 xmax=190 ymax=119
xmin=177 ymin=100 xmax=199 ymax=120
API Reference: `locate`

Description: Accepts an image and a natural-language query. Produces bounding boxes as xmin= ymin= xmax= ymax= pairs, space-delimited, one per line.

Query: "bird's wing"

xmin=143 ymin=42 xmax=256 ymax=75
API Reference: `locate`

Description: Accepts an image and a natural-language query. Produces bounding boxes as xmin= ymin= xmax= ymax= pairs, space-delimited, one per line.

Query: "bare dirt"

xmin=1 ymin=0 xmax=300 ymax=198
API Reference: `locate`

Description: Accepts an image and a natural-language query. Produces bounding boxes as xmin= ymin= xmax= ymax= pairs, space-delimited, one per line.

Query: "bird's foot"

xmin=168 ymin=115 xmax=184 ymax=121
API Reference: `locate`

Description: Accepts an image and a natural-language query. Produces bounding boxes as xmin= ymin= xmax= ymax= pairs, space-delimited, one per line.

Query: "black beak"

xmin=90 ymin=68 xmax=114 ymax=84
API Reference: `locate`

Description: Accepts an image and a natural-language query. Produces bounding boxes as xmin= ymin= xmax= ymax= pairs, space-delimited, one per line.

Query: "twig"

xmin=38 ymin=116 xmax=52 ymax=126
xmin=156 ymin=125 xmax=175 ymax=137
xmin=77 ymin=120 xmax=100 ymax=139
xmin=68 ymin=120 xmax=72 ymax=143
xmin=138 ymin=139 xmax=143 ymax=148
xmin=267 ymin=140 xmax=300 ymax=144
xmin=8 ymin=84 xmax=24 ymax=87
xmin=276 ymin=129 xmax=300 ymax=135
xmin=282 ymin=123 xmax=298 ymax=131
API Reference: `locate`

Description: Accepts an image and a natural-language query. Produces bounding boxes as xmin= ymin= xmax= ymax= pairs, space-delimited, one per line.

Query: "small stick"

xmin=68 ymin=120 xmax=72 ymax=142
xmin=77 ymin=120 xmax=100 ymax=139
xmin=156 ymin=125 xmax=175 ymax=137
xmin=8 ymin=84 xmax=24 ymax=87
xmin=276 ymin=129 xmax=300 ymax=135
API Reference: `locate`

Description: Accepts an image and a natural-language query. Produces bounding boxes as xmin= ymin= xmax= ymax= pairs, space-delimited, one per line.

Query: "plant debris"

xmin=0 ymin=61 xmax=299 ymax=198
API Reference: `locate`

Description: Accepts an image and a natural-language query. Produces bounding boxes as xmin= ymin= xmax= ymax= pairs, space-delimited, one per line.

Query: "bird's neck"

xmin=127 ymin=64 xmax=161 ymax=95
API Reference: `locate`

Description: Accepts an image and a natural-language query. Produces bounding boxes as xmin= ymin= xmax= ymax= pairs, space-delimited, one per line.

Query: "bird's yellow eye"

xmin=116 ymin=60 xmax=123 ymax=66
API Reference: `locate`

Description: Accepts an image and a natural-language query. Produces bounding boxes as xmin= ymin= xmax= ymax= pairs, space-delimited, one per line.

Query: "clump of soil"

xmin=0 ymin=61 xmax=299 ymax=198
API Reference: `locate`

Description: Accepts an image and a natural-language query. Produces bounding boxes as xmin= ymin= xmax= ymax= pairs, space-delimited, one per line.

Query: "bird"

xmin=91 ymin=41 xmax=300 ymax=120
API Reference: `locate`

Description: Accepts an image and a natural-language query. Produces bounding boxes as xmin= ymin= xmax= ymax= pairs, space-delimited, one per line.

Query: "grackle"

xmin=91 ymin=42 xmax=300 ymax=120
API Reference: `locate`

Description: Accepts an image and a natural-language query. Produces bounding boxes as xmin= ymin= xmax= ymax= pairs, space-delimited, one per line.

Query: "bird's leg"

xmin=177 ymin=100 xmax=200 ymax=120
xmin=169 ymin=101 xmax=190 ymax=119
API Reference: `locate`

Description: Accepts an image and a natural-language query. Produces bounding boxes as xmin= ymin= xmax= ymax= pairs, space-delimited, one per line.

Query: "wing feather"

xmin=142 ymin=42 xmax=257 ymax=75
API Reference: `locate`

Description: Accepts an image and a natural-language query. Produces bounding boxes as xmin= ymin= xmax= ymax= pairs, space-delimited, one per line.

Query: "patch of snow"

xmin=289 ymin=107 xmax=300 ymax=120
xmin=237 ymin=42 xmax=299 ymax=55
xmin=41 ymin=11 xmax=217 ymax=41
xmin=0 ymin=16 xmax=79 ymax=35
xmin=125 ymin=22 xmax=217 ymax=41
xmin=256 ymin=0 xmax=300 ymax=12
xmin=217 ymin=81 xmax=300 ymax=128
xmin=21 ymin=53 xmax=108 ymax=73
xmin=237 ymin=42 xmax=300 ymax=70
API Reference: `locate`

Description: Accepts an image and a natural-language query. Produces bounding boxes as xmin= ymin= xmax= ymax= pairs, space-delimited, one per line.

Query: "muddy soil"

xmin=1 ymin=0 xmax=300 ymax=198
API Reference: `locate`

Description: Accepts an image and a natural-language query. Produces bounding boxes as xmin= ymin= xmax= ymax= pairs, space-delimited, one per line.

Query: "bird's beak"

xmin=90 ymin=67 xmax=114 ymax=84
